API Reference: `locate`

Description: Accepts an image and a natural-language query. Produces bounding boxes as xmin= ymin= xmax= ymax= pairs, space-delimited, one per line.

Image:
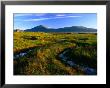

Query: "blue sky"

xmin=14 ymin=13 xmax=97 ymax=30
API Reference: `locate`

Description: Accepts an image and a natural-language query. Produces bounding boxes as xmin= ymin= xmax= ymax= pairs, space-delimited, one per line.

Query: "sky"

xmin=14 ymin=13 xmax=97 ymax=30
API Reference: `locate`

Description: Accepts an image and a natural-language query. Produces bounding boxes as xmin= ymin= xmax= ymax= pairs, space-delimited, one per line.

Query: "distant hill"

xmin=24 ymin=25 xmax=97 ymax=33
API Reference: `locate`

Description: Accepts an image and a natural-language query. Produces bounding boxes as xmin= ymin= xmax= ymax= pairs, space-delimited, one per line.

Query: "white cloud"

xmin=24 ymin=17 xmax=64 ymax=21
xmin=24 ymin=17 xmax=51 ymax=21
xmin=56 ymin=14 xmax=65 ymax=17
xmin=14 ymin=13 xmax=47 ymax=17
xmin=24 ymin=15 xmax=82 ymax=22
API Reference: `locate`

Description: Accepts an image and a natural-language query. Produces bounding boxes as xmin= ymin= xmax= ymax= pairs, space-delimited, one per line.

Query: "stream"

xmin=59 ymin=48 xmax=97 ymax=75
xmin=14 ymin=47 xmax=35 ymax=59
xmin=14 ymin=47 xmax=97 ymax=75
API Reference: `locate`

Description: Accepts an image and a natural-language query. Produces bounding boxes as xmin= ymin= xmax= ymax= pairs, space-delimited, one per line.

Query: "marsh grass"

xmin=14 ymin=32 xmax=97 ymax=75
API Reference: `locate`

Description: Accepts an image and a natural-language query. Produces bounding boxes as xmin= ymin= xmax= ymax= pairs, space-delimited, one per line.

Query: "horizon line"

xmin=14 ymin=25 xmax=97 ymax=30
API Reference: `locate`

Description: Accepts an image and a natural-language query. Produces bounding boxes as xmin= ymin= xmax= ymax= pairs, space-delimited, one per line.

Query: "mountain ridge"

xmin=24 ymin=25 xmax=97 ymax=33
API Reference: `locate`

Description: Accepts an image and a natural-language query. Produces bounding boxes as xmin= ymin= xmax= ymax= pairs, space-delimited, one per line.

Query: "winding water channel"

xmin=59 ymin=48 xmax=97 ymax=75
xmin=14 ymin=47 xmax=97 ymax=75
xmin=14 ymin=47 xmax=35 ymax=59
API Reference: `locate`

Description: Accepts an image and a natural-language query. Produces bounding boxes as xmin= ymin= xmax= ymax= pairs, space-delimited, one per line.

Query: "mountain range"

xmin=24 ymin=25 xmax=97 ymax=33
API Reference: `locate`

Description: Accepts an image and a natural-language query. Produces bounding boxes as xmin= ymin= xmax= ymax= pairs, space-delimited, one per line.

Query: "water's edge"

xmin=14 ymin=47 xmax=36 ymax=59
xmin=59 ymin=48 xmax=97 ymax=75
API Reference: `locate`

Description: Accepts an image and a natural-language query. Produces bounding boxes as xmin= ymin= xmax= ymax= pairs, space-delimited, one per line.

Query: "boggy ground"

xmin=14 ymin=32 xmax=97 ymax=75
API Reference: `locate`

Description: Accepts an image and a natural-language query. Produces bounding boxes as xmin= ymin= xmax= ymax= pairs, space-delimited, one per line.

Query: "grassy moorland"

xmin=14 ymin=32 xmax=97 ymax=75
